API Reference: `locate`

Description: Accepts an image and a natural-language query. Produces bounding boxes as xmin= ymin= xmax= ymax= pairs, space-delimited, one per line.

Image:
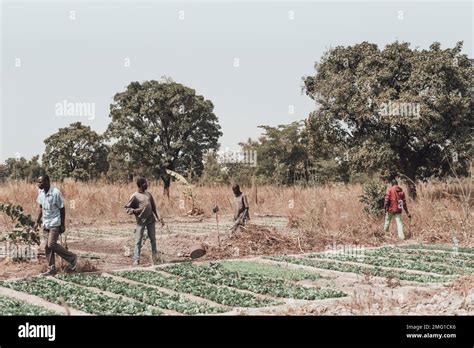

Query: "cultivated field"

xmin=0 ymin=180 xmax=472 ymax=315
xmin=0 ymin=244 xmax=473 ymax=315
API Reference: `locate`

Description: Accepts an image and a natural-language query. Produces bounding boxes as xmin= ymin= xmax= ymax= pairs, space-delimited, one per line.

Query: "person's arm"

xmin=58 ymin=190 xmax=66 ymax=233
xmin=383 ymin=189 xmax=390 ymax=211
xmin=243 ymin=195 xmax=250 ymax=222
xmin=237 ymin=195 xmax=249 ymax=217
xmin=60 ymin=207 xmax=66 ymax=233
xmin=150 ymin=194 xmax=164 ymax=226
xmin=402 ymin=193 xmax=411 ymax=217
xmin=124 ymin=194 xmax=139 ymax=215
xmin=33 ymin=205 xmax=42 ymax=231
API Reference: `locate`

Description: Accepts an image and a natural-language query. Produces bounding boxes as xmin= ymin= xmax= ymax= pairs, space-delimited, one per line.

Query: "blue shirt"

xmin=36 ymin=187 xmax=65 ymax=228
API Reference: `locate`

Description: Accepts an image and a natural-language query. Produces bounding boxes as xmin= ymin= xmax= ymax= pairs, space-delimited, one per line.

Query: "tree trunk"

xmin=162 ymin=174 xmax=171 ymax=199
xmin=399 ymin=154 xmax=417 ymax=200
xmin=404 ymin=172 xmax=417 ymax=200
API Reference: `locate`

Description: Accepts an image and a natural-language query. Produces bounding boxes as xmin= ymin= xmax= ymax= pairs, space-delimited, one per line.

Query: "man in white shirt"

xmin=34 ymin=175 xmax=77 ymax=276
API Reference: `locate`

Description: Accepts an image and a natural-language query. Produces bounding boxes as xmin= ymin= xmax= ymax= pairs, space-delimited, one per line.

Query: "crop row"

xmin=400 ymin=244 xmax=474 ymax=255
xmin=116 ymin=270 xmax=280 ymax=308
xmin=58 ymin=273 xmax=225 ymax=315
xmin=220 ymin=260 xmax=321 ymax=281
xmin=306 ymin=252 xmax=467 ymax=276
xmin=388 ymin=247 xmax=474 ymax=262
xmin=1 ymin=278 xmax=161 ymax=315
xmin=161 ymin=263 xmax=345 ymax=300
xmin=0 ymin=294 xmax=56 ymax=315
xmin=266 ymin=256 xmax=449 ymax=283
xmin=363 ymin=247 xmax=474 ymax=269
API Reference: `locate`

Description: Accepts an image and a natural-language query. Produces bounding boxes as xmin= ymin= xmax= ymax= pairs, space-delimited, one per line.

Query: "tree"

xmin=0 ymin=164 xmax=7 ymax=182
xmin=250 ymin=122 xmax=312 ymax=185
xmin=304 ymin=41 xmax=473 ymax=198
xmin=42 ymin=122 xmax=109 ymax=180
xmin=106 ymin=143 xmax=145 ymax=182
xmin=26 ymin=155 xmax=46 ymax=181
xmin=199 ymin=151 xmax=227 ymax=185
xmin=105 ymin=79 xmax=222 ymax=197
xmin=4 ymin=155 xmax=45 ymax=181
xmin=4 ymin=157 xmax=29 ymax=180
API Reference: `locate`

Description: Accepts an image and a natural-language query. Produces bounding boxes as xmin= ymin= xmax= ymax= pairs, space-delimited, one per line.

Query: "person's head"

xmin=37 ymin=175 xmax=50 ymax=191
xmin=137 ymin=177 xmax=148 ymax=191
xmin=232 ymin=184 xmax=241 ymax=196
xmin=391 ymin=179 xmax=398 ymax=186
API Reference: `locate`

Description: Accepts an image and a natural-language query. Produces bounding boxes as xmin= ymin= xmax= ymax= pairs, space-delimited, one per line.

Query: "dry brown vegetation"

xmin=0 ymin=179 xmax=471 ymax=248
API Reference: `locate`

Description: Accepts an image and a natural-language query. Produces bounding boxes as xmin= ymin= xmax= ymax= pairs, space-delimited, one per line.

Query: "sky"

xmin=0 ymin=0 xmax=472 ymax=162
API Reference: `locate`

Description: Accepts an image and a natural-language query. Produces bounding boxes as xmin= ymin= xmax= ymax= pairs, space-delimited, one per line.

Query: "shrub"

xmin=359 ymin=179 xmax=386 ymax=217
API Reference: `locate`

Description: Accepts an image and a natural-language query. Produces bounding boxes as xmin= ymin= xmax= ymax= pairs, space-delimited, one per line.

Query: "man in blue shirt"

xmin=34 ymin=175 xmax=77 ymax=276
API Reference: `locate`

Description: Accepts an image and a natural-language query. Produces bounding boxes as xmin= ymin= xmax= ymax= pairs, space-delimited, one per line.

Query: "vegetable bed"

xmin=0 ymin=295 xmax=57 ymax=315
xmin=116 ymin=270 xmax=280 ymax=308
xmin=220 ymin=260 xmax=322 ymax=281
xmin=162 ymin=263 xmax=345 ymax=300
xmin=59 ymin=273 xmax=225 ymax=315
xmin=266 ymin=256 xmax=450 ymax=283
xmin=400 ymin=244 xmax=474 ymax=255
xmin=362 ymin=247 xmax=474 ymax=269
xmin=306 ymin=252 xmax=468 ymax=276
xmin=1 ymin=278 xmax=161 ymax=315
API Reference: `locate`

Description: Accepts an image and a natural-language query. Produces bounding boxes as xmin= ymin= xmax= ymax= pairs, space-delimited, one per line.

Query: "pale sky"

xmin=0 ymin=0 xmax=472 ymax=162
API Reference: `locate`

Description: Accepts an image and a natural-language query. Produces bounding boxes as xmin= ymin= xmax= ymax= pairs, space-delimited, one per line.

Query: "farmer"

xmin=34 ymin=175 xmax=77 ymax=276
xmin=232 ymin=184 xmax=250 ymax=230
xmin=383 ymin=179 xmax=411 ymax=240
xmin=125 ymin=178 xmax=164 ymax=265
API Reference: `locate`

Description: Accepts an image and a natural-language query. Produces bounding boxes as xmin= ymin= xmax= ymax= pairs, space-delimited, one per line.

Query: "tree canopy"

xmin=42 ymin=122 xmax=109 ymax=181
xmin=303 ymin=41 xmax=473 ymax=197
xmin=105 ymin=79 xmax=222 ymax=195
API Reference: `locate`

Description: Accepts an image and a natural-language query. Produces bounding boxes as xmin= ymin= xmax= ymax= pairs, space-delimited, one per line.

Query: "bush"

xmin=359 ymin=179 xmax=386 ymax=218
xmin=0 ymin=203 xmax=40 ymax=245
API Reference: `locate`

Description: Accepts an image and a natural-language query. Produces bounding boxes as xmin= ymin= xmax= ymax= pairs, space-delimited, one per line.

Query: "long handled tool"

xmin=213 ymin=203 xmax=221 ymax=248
xmin=229 ymin=209 xmax=248 ymax=234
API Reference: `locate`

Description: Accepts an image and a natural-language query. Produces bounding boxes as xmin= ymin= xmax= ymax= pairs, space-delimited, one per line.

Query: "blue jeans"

xmin=133 ymin=221 xmax=157 ymax=262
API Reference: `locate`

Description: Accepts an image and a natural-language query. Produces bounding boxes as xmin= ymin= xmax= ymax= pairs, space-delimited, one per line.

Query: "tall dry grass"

xmin=0 ymin=179 xmax=471 ymax=247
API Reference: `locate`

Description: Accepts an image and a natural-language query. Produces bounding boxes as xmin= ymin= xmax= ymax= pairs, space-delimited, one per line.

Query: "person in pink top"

xmin=383 ymin=179 xmax=411 ymax=240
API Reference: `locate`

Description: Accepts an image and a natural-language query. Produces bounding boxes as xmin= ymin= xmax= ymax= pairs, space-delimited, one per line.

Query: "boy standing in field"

xmin=34 ymin=175 xmax=77 ymax=276
xmin=232 ymin=184 xmax=250 ymax=230
xmin=383 ymin=179 xmax=411 ymax=240
xmin=125 ymin=178 xmax=164 ymax=265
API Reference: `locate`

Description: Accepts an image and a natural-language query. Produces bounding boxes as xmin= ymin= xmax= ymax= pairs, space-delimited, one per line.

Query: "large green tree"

xmin=105 ymin=79 xmax=222 ymax=196
xmin=304 ymin=41 xmax=473 ymax=197
xmin=42 ymin=122 xmax=109 ymax=180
